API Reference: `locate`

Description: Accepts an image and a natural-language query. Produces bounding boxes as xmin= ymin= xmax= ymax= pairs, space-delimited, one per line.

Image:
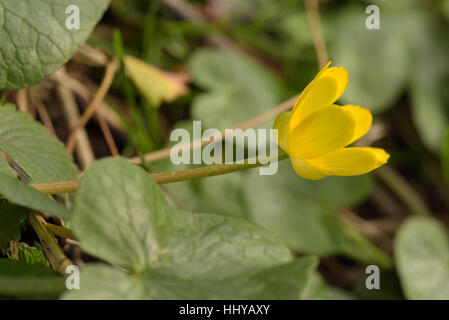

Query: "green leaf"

xmin=0 ymin=0 xmax=110 ymax=90
xmin=0 ymin=201 xmax=26 ymax=252
xmin=331 ymin=8 xmax=408 ymax=113
xmin=0 ymin=104 xmax=78 ymax=182
xmin=0 ymin=157 xmax=16 ymax=177
xmin=72 ymin=157 xmax=291 ymax=272
xmin=395 ymin=216 xmax=449 ymax=299
xmin=66 ymin=157 xmax=319 ymax=299
xmin=0 ymin=258 xmax=55 ymax=277
xmin=189 ymin=48 xmax=283 ymax=130
xmin=244 ymin=161 xmax=392 ymax=268
xmin=64 ymin=256 xmax=320 ymax=300
xmin=406 ymin=15 xmax=449 ymax=152
xmin=0 ymin=171 xmax=71 ymax=219
xmin=15 ymin=242 xmax=50 ymax=266
xmin=443 ymin=0 xmax=449 ymax=20
xmin=326 ymin=287 xmax=356 ymax=300
xmin=0 ymin=259 xmax=64 ymax=298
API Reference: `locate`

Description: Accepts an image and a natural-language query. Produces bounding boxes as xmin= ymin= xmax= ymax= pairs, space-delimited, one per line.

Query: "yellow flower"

xmin=274 ymin=62 xmax=389 ymax=180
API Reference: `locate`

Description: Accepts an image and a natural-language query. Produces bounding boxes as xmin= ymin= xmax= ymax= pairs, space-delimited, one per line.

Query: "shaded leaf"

xmin=331 ymin=8 xmax=408 ymax=113
xmin=0 ymin=201 xmax=26 ymax=252
xmin=395 ymin=216 xmax=449 ymax=299
xmin=189 ymin=48 xmax=283 ymax=130
xmin=407 ymin=14 xmax=449 ymax=152
xmin=0 ymin=259 xmax=64 ymax=298
xmin=244 ymin=161 xmax=392 ymax=268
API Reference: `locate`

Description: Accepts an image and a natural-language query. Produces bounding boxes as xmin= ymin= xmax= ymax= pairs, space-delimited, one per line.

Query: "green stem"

xmin=28 ymin=213 xmax=73 ymax=274
xmin=46 ymin=223 xmax=77 ymax=241
xmin=376 ymin=166 xmax=431 ymax=216
xmin=30 ymin=151 xmax=289 ymax=195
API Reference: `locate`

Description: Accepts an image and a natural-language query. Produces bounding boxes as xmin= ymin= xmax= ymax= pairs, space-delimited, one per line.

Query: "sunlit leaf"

xmin=64 ymin=157 xmax=320 ymax=299
xmin=124 ymin=55 xmax=190 ymax=108
xmin=0 ymin=0 xmax=110 ymax=90
xmin=0 ymin=104 xmax=78 ymax=183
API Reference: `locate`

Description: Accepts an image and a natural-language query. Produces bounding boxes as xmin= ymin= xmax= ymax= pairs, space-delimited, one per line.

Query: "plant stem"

xmin=46 ymin=223 xmax=77 ymax=241
xmin=305 ymin=0 xmax=328 ymax=68
xmin=28 ymin=213 xmax=73 ymax=274
xmin=376 ymin=166 xmax=431 ymax=216
xmin=30 ymin=151 xmax=289 ymax=195
xmin=66 ymin=56 xmax=119 ymax=153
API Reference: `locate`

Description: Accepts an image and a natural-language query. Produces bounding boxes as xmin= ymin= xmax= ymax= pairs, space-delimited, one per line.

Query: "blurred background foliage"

xmin=3 ymin=0 xmax=449 ymax=299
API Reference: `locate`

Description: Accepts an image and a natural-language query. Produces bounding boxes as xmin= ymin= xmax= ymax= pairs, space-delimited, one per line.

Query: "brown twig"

xmin=16 ymin=89 xmax=35 ymax=115
xmin=66 ymin=57 xmax=119 ymax=153
xmin=305 ymin=0 xmax=328 ymax=68
xmin=56 ymin=84 xmax=95 ymax=169
xmin=95 ymin=111 xmax=120 ymax=156
xmin=28 ymin=213 xmax=73 ymax=275
xmin=32 ymin=97 xmax=57 ymax=137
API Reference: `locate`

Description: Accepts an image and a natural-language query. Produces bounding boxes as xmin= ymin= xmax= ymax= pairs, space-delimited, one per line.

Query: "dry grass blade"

xmin=66 ymin=57 xmax=119 ymax=153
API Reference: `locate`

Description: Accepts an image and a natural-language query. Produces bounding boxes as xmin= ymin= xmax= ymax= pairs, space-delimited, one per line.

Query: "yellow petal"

xmin=292 ymin=61 xmax=331 ymax=113
xmin=290 ymin=66 xmax=349 ymax=130
xmin=289 ymin=105 xmax=356 ymax=159
xmin=273 ymin=111 xmax=291 ymax=153
xmin=309 ymin=147 xmax=390 ymax=176
xmin=342 ymin=105 xmax=373 ymax=144
xmin=369 ymin=148 xmax=390 ymax=166
xmin=290 ymin=153 xmax=327 ymax=180
xmin=321 ymin=67 xmax=349 ymax=103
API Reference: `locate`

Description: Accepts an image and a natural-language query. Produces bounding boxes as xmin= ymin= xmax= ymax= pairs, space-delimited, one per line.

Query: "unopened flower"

xmin=274 ymin=62 xmax=389 ymax=180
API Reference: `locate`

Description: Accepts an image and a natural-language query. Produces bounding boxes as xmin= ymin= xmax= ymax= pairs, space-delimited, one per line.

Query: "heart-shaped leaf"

xmin=64 ymin=157 xmax=321 ymax=299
